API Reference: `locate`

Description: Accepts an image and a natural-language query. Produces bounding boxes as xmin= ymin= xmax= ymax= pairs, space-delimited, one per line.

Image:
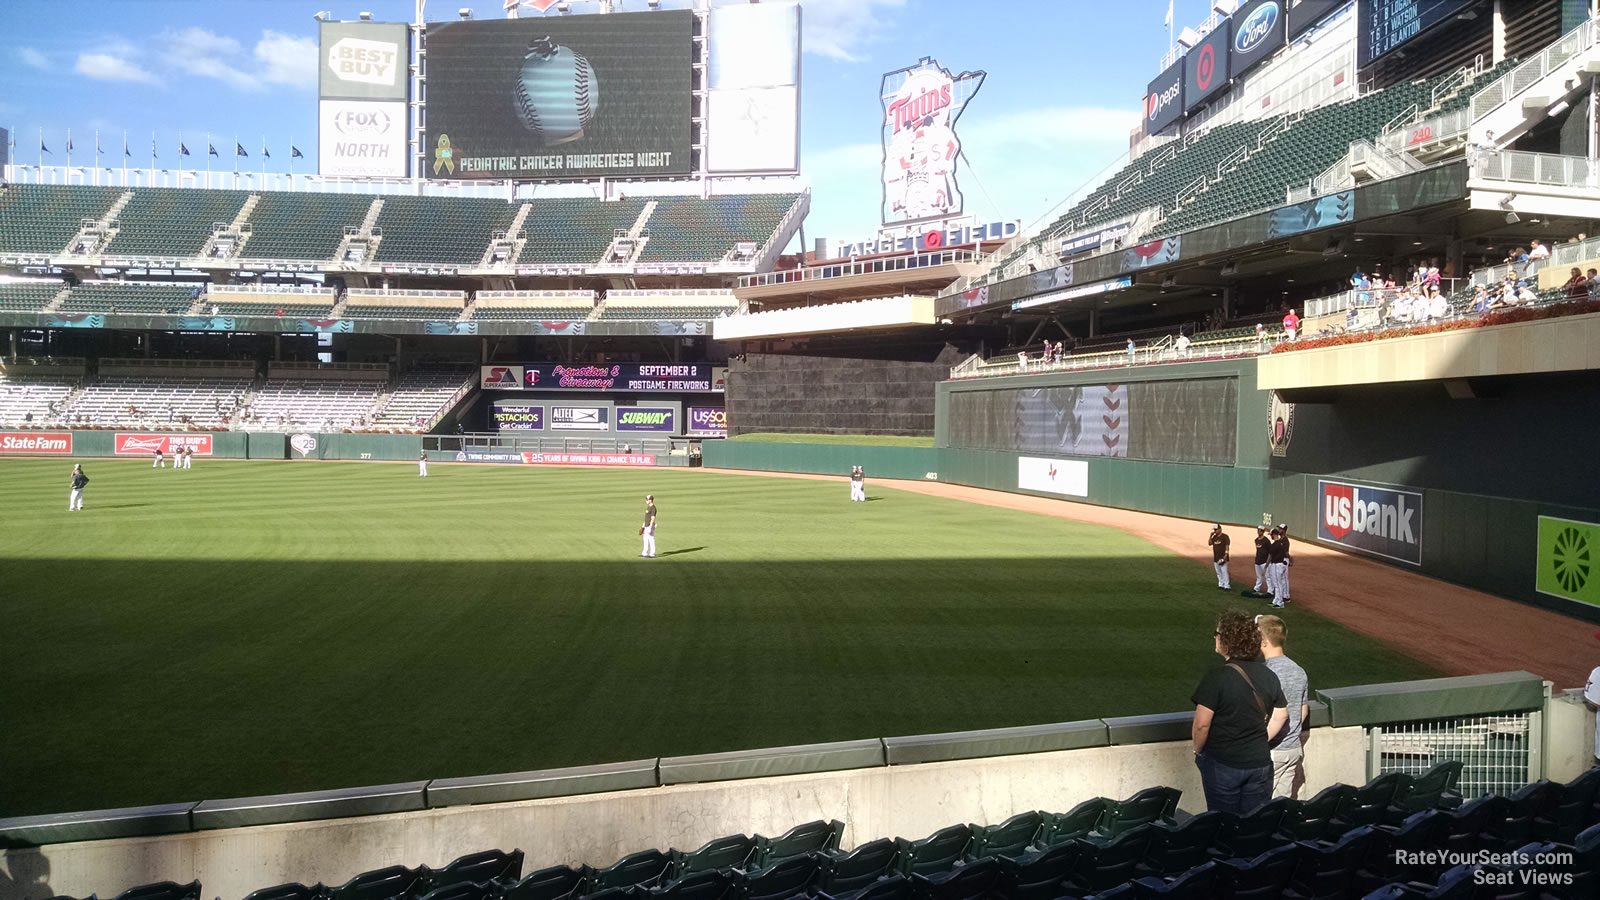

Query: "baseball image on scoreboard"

xmin=880 ymin=57 xmax=986 ymax=227
xmin=422 ymin=10 xmax=693 ymax=181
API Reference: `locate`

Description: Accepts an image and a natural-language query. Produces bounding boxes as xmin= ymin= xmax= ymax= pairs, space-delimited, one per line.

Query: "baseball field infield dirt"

xmin=710 ymin=468 xmax=1596 ymax=689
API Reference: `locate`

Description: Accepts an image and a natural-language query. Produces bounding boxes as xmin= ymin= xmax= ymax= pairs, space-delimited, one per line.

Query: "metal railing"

xmin=739 ymin=250 xmax=975 ymax=290
xmin=1374 ymin=713 xmax=1539 ymax=797
xmin=1466 ymin=232 xmax=1600 ymax=286
xmin=476 ymin=289 xmax=595 ymax=301
xmin=1377 ymin=107 xmax=1472 ymax=154
xmin=345 ymin=288 xmax=467 ymax=300
xmin=1472 ymin=149 xmax=1599 ymax=187
xmin=949 ymin=333 xmax=1278 ymax=379
xmin=211 ymin=284 xmax=335 ymax=296
xmin=1471 ymin=18 xmax=1599 ymax=121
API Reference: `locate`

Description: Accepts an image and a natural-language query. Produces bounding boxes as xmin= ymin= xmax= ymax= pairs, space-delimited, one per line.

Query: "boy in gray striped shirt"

xmin=1258 ymin=614 xmax=1309 ymax=799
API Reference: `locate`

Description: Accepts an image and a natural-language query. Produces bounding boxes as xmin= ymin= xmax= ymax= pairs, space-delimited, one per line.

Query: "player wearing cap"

xmin=152 ymin=447 xmax=166 ymax=468
xmin=1208 ymin=524 xmax=1231 ymax=590
xmin=181 ymin=447 xmax=193 ymax=469
xmin=1252 ymin=525 xmax=1271 ymax=594
xmin=68 ymin=464 xmax=89 ymax=511
xmin=1266 ymin=527 xmax=1290 ymax=608
xmin=640 ymin=494 xmax=658 ymax=558
xmin=850 ymin=465 xmax=865 ymax=502
xmin=1278 ymin=524 xmax=1293 ymax=603
xmin=419 ymin=451 xmax=428 ymax=477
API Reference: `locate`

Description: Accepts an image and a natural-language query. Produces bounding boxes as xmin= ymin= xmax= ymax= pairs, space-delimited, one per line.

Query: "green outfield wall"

xmin=0 ymin=431 xmax=421 ymax=462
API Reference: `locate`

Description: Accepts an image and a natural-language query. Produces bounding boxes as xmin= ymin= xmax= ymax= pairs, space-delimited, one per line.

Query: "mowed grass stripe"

xmin=0 ymin=459 xmax=1437 ymax=816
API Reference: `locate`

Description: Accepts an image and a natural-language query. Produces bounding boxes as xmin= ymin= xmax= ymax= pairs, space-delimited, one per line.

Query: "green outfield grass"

xmin=728 ymin=432 xmax=936 ymax=447
xmin=0 ymin=458 xmax=1437 ymax=816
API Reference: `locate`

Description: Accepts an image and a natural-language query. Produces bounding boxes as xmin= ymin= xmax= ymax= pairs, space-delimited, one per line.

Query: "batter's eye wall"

xmin=944 ymin=379 xmax=1239 ymax=466
xmin=725 ymin=350 xmax=964 ymax=437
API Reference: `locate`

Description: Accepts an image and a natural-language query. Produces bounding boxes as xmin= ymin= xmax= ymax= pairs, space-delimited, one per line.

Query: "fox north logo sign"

xmin=1318 ymin=480 xmax=1423 ymax=565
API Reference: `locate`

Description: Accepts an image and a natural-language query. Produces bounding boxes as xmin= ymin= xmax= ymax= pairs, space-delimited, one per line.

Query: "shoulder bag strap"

xmin=1227 ymin=662 xmax=1267 ymax=721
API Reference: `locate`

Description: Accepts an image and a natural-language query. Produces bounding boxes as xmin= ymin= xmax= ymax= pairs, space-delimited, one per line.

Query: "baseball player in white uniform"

xmin=850 ymin=465 xmax=865 ymax=502
xmin=640 ymin=495 xmax=658 ymax=558
xmin=418 ymin=452 xmax=428 ymax=477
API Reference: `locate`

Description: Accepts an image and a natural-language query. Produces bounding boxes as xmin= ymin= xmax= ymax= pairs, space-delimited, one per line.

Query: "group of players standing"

xmin=152 ymin=447 xmax=195 ymax=469
xmin=1209 ymin=523 xmax=1294 ymax=608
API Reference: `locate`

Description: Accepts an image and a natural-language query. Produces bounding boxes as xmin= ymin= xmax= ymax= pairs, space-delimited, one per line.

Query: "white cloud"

xmin=800 ymin=0 xmax=905 ymax=61
xmin=19 ymin=47 xmax=50 ymax=70
xmin=255 ymin=31 xmax=317 ymax=89
xmin=75 ymin=53 xmax=158 ymax=83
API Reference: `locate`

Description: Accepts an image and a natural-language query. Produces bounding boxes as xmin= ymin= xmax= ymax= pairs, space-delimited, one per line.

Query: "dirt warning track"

xmin=709 ymin=467 xmax=1597 ymax=689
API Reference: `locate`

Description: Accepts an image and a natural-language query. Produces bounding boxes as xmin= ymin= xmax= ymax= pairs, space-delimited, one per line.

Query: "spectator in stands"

xmin=1191 ymin=611 xmax=1287 ymax=815
xmin=1041 ymin=340 xmax=1053 ymax=365
xmin=1350 ymin=269 xmax=1369 ymax=290
xmin=1426 ymin=285 xmax=1448 ymax=322
xmin=1257 ymin=614 xmax=1310 ymax=800
xmin=1126 ymin=338 xmax=1136 ymax=365
xmin=1565 ymin=267 xmax=1589 ymax=301
xmin=1471 ymin=285 xmax=1491 ymax=315
xmin=1175 ymin=333 xmax=1191 ymax=359
xmin=1528 ymin=239 xmax=1551 ymax=262
xmin=1254 ymin=323 xmax=1266 ymax=344
xmin=1282 ymin=308 xmax=1300 ymax=341
xmin=1517 ymin=281 xmax=1539 ymax=304
xmin=1345 ymin=303 xmax=1359 ymax=331
xmin=1016 ymin=349 xmax=1028 ymax=370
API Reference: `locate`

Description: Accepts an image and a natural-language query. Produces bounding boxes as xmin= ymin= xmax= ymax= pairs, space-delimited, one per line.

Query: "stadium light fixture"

xmin=313 ymin=10 xmax=330 ymax=20
xmin=359 ymin=11 xmax=373 ymax=20
xmin=1548 ymin=99 xmax=1571 ymax=116
xmin=458 ymin=7 xmax=472 ymax=17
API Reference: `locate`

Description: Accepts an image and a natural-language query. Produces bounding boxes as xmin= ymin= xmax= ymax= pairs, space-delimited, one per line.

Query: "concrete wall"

xmin=0 ymin=730 xmax=1366 ymax=900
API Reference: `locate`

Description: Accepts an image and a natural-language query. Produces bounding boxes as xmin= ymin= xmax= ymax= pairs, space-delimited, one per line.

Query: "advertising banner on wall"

xmin=1184 ymin=24 xmax=1231 ymax=113
xmin=1017 ymin=457 xmax=1089 ymax=497
xmin=1231 ymin=0 xmax=1287 ymax=78
xmin=1317 ymin=480 xmax=1423 ymax=565
xmin=491 ymin=403 xmax=545 ymax=431
xmin=319 ymin=100 xmax=408 ymax=177
xmin=480 ymin=365 xmax=526 ymax=389
xmin=1145 ymin=60 xmax=1185 ymax=135
xmin=1358 ymin=0 xmax=1472 ymax=68
xmin=523 ymin=452 xmax=655 ymax=467
xmin=550 ymin=406 xmax=609 ymax=431
xmin=422 ymin=11 xmax=693 ymax=180
xmin=688 ymin=406 xmax=728 ymax=437
xmin=319 ymin=21 xmax=409 ymax=100
xmin=1536 ymin=516 xmax=1599 ymax=607
xmin=113 ymin=434 xmax=214 ymax=455
xmin=0 ymin=432 xmax=72 ymax=454
xmin=521 ymin=363 xmax=722 ymax=392
xmin=706 ymin=2 xmax=801 ymax=173
xmin=615 ymin=407 xmax=675 ymax=432
xmin=880 ymin=57 xmax=986 ymax=227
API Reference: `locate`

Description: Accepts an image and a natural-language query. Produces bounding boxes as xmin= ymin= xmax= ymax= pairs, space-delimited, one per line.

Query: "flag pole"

xmin=289 ymin=135 xmax=294 ymax=178
xmin=121 ymin=129 xmax=128 ymax=184
xmin=66 ymin=128 xmax=72 ymax=170
xmin=38 ymin=127 xmax=43 ymax=170
xmin=150 ymin=130 xmax=156 ymax=182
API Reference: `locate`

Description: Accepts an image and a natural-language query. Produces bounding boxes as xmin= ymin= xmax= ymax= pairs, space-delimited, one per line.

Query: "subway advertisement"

xmin=423 ymin=10 xmax=692 ymax=180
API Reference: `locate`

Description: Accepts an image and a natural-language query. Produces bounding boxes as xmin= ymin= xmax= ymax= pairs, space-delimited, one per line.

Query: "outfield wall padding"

xmin=1316 ymin=671 xmax=1546 ymax=727
xmin=882 ymin=720 xmax=1108 ymax=765
xmin=426 ymin=760 xmax=659 ymax=808
xmin=190 ymin=781 xmax=429 ymax=831
xmin=0 ymin=802 xmax=196 ymax=848
xmin=1103 ymin=712 xmax=1195 ymax=746
xmin=702 ymin=441 xmax=941 ymax=481
xmin=247 ymin=432 xmax=287 ymax=460
xmin=658 ymin=739 xmax=887 ymax=785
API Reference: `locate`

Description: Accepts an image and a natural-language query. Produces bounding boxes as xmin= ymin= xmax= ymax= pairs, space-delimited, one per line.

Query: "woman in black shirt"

xmin=1191 ymin=611 xmax=1288 ymax=814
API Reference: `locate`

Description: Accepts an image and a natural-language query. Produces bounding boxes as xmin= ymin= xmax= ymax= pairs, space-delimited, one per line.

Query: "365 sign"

xmin=1317 ymin=480 xmax=1422 ymax=565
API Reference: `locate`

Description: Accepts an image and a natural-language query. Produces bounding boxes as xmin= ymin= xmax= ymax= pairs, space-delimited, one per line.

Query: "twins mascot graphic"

xmin=880 ymin=58 xmax=985 ymax=226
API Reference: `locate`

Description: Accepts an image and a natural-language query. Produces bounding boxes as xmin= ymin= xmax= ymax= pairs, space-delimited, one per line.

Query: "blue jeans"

xmin=1195 ymin=752 xmax=1273 ymax=815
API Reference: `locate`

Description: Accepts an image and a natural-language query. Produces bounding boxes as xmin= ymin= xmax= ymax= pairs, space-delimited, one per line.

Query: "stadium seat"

xmin=1037 ymin=799 xmax=1107 ymax=848
xmin=1487 ymin=780 xmax=1560 ymax=849
xmin=647 ymin=871 xmax=740 ymax=900
xmin=743 ymin=855 xmax=819 ymax=900
xmin=1383 ymin=762 xmax=1464 ymax=823
xmin=1281 ymin=784 xmax=1355 ymax=842
xmin=995 ymin=842 xmax=1080 ymax=900
xmin=372 ymin=196 xmax=519 ymax=265
xmin=670 ymin=834 xmax=755 ymax=877
xmin=326 ymin=866 xmax=424 ymax=900
xmin=1214 ymin=798 xmax=1288 ymax=859
xmin=908 ymin=855 xmax=999 ymax=900
xmin=751 ymin=820 xmax=844 ymax=868
xmin=1371 ymin=810 xmax=1450 ymax=884
xmin=1570 ymin=821 xmax=1600 ymax=896
xmin=1287 ymin=824 xmax=1385 ymax=899
xmin=1094 ymin=787 xmax=1180 ymax=841
xmin=417 ymin=883 xmax=496 ymax=900
xmin=424 ymin=849 xmax=525 ymax=893
xmin=104 ymin=187 xmax=249 ymax=258
xmin=817 ymin=873 xmax=912 ymax=900
xmin=814 ymin=838 xmax=898 ymax=896
xmin=893 ymin=824 xmax=972 ymax=877
xmin=1437 ymin=794 xmax=1509 ymax=856
xmin=500 ymin=866 xmax=585 ymax=900
xmin=1128 ymin=860 xmax=1223 ymax=899
xmin=966 ymin=810 xmax=1043 ymax=860
xmin=1534 ymin=765 xmax=1600 ymax=842
xmin=588 ymin=850 xmax=672 ymax=892
xmin=1065 ymin=825 xmax=1155 ymax=893
xmin=1139 ymin=810 xmax=1230 ymax=877
xmin=1332 ymin=773 xmax=1411 ymax=834
xmin=0 ymin=183 xmax=123 ymax=255
xmin=1213 ymin=842 xmax=1303 ymax=899
xmin=240 ymin=884 xmax=322 ymax=900
xmin=241 ymin=192 xmax=372 ymax=261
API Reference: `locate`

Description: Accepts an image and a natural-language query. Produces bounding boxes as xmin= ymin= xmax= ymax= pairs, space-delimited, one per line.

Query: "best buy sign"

xmin=1537 ymin=516 xmax=1599 ymax=606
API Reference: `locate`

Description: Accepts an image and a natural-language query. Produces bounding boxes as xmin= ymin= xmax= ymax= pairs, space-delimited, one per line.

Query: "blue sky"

xmin=2 ymin=0 xmax=1192 ymax=244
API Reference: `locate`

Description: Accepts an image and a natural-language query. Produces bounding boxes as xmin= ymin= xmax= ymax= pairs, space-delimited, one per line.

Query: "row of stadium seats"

xmin=64 ymin=376 xmax=250 ymax=429
xmin=66 ymin=765 xmax=1600 ymax=900
xmin=59 ymin=282 xmax=200 ymax=314
xmin=0 ymin=281 xmax=65 ymax=312
xmin=373 ymin=367 xmax=475 ymax=428
xmin=0 ymin=372 xmax=76 ymax=426
xmin=0 ymin=185 xmax=800 ymax=266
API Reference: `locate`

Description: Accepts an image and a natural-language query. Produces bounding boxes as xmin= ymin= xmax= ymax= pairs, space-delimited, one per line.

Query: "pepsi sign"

xmin=1317 ymin=480 xmax=1423 ymax=565
xmin=1230 ymin=0 xmax=1285 ymax=78
xmin=1145 ymin=60 xmax=1184 ymax=135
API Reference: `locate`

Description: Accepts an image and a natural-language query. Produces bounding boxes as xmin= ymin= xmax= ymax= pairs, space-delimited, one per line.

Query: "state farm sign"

xmin=114 ymin=433 xmax=214 ymax=455
xmin=0 ymin=432 xmax=73 ymax=454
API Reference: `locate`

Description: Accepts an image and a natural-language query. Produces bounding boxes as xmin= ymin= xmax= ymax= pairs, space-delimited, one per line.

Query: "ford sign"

xmin=1234 ymin=1 xmax=1280 ymax=55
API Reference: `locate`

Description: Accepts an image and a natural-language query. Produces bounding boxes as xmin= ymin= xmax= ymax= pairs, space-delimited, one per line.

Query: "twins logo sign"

xmin=880 ymin=57 xmax=986 ymax=226
xmin=1318 ymin=480 xmax=1423 ymax=565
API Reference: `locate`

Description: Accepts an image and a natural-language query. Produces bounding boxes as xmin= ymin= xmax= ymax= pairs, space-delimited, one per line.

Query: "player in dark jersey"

xmin=1252 ymin=525 xmax=1271 ymax=594
xmin=1208 ymin=524 xmax=1231 ymax=590
xmin=1267 ymin=527 xmax=1290 ymax=608
xmin=1277 ymin=524 xmax=1293 ymax=604
xmin=640 ymin=494 xmax=658 ymax=558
